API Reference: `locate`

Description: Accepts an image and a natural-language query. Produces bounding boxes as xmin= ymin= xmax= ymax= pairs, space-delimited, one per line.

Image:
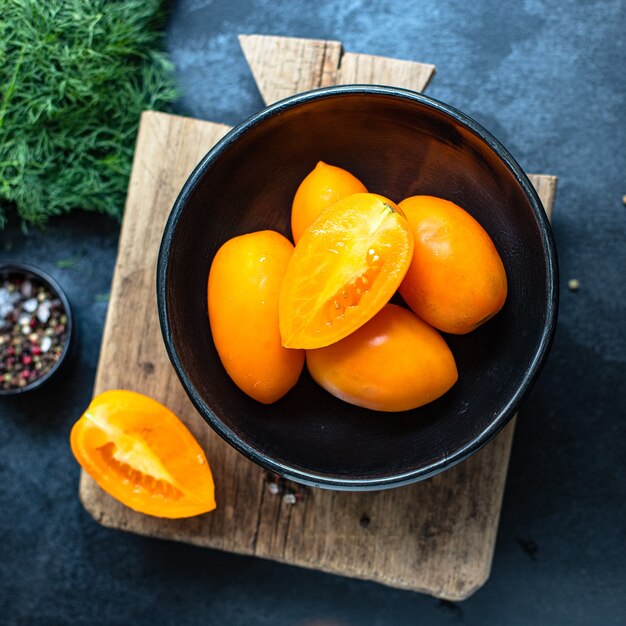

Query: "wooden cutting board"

xmin=79 ymin=35 xmax=557 ymax=601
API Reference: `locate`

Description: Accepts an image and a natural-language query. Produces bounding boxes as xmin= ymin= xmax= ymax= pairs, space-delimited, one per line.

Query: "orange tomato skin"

xmin=208 ymin=230 xmax=304 ymax=403
xmin=291 ymin=161 xmax=367 ymax=243
xmin=398 ymin=196 xmax=508 ymax=334
xmin=306 ymin=304 xmax=458 ymax=412
xmin=70 ymin=390 xmax=216 ymax=518
xmin=279 ymin=193 xmax=414 ymax=350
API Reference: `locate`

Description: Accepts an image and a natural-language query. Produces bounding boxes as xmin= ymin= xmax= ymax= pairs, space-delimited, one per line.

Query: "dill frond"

xmin=0 ymin=0 xmax=178 ymax=228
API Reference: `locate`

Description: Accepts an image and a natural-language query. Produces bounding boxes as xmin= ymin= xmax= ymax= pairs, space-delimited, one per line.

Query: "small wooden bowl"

xmin=157 ymin=86 xmax=558 ymax=490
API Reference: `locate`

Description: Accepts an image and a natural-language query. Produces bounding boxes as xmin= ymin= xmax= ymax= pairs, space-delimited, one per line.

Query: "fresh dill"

xmin=0 ymin=0 xmax=178 ymax=228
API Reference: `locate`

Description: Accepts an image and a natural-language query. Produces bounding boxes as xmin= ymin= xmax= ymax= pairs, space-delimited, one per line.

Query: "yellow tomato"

xmin=280 ymin=194 xmax=413 ymax=349
xmin=306 ymin=304 xmax=458 ymax=411
xmin=208 ymin=230 xmax=304 ymax=403
xmin=291 ymin=161 xmax=367 ymax=243
xmin=71 ymin=390 xmax=216 ymax=518
xmin=399 ymin=196 xmax=508 ymax=334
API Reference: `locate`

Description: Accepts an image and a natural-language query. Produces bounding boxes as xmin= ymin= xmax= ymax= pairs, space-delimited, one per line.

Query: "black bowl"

xmin=0 ymin=263 xmax=74 ymax=396
xmin=158 ymin=85 xmax=558 ymax=490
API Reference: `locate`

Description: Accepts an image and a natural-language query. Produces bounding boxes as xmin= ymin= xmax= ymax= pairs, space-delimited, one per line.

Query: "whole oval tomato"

xmin=398 ymin=195 xmax=508 ymax=334
xmin=71 ymin=390 xmax=216 ymax=518
xmin=306 ymin=304 xmax=458 ymax=412
xmin=291 ymin=161 xmax=367 ymax=243
xmin=208 ymin=230 xmax=304 ymax=403
xmin=279 ymin=193 xmax=413 ymax=349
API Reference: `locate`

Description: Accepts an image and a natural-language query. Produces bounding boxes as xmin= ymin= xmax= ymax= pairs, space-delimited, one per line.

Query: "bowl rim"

xmin=157 ymin=84 xmax=559 ymax=490
xmin=0 ymin=262 xmax=74 ymax=396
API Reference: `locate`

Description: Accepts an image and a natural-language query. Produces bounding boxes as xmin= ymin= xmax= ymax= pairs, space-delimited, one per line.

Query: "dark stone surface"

xmin=1 ymin=1 xmax=625 ymax=624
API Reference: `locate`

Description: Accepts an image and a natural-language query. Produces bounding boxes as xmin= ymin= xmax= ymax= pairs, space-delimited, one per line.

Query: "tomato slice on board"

xmin=279 ymin=193 xmax=414 ymax=349
xmin=70 ymin=390 xmax=216 ymax=519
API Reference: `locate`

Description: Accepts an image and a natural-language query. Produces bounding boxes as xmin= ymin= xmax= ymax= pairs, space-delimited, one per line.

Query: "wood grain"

xmin=239 ymin=35 xmax=343 ymax=104
xmin=79 ymin=35 xmax=557 ymax=601
xmin=239 ymin=35 xmax=435 ymax=104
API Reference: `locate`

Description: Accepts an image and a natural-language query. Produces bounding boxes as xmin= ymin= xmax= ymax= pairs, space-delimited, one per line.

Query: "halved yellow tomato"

xmin=70 ymin=390 xmax=216 ymax=518
xmin=279 ymin=193 xmax=413 ymax=349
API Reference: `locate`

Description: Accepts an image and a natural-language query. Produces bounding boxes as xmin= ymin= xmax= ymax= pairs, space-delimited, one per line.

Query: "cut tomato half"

xmin=70 ymin=390 xmax=216 ymax=518
xmin=279 ymin=193 xmax=414 ymax=349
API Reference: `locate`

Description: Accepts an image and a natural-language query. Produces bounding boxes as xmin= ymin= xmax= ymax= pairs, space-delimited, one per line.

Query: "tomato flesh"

xmin=279 ymin=193 xmax=413 ymax=349
xmin=71 ymin=390 xmax=216 ymax=518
